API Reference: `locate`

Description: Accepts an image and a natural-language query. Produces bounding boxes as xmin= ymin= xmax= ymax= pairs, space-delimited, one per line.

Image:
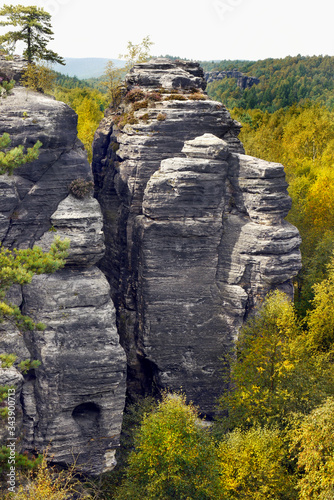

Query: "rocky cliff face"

xmin=92 ymin=58 xmax=301 ymax=415
xmin=205 ymin=69 xmax=260 ymax=89
xmin=0 ymin=66 xmax=126 ymax=474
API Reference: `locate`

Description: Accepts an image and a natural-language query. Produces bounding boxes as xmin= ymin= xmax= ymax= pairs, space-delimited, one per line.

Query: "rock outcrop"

xmin=0 ymin=54 xmax=27 ymax=83
xmin=0 ymin=66 xmax=126 ymax=475
xmin=205 ymin=69 xmax=260 ymax=89
xmin=92 ymin=58 xmax=301 ymax=415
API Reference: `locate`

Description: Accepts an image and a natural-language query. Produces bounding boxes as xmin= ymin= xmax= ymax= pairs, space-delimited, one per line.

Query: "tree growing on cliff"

xmin=0 ymin=4 xmax=64 ymax=65
xmin=102 ymin=60 xmax=124 ymax=110
xmin=103 ymin=36 xmax=154 ymax=108
xmin=0 ymin=133 xmax=69 ymax=482
xmin=0 ymin=131 xmax=69 ymax=358
xmin=119 ymin=35 xmax=154 ymax=69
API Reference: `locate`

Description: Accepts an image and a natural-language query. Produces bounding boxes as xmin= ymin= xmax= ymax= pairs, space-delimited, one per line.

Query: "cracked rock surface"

xmin=92 ymin=59 xmax=301 ymax=414
xmin=0 ymin=76 xmax=126 ymax=474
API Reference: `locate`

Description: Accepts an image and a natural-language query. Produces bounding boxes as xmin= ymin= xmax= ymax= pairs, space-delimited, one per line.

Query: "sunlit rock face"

xmin=92 ymin=58 xmax=301 ymax=415
xmin=0 ymin=58 xmax=127 ymax=475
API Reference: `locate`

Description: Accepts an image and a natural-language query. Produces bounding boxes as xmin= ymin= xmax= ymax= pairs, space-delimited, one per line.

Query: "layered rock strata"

xmin=0 ymin=54 xmax=27 ymax=83
xmin=0 ymin=74 xmax=126 ymax=474
xmin=92 ymin=58 xmax=301 ymax=414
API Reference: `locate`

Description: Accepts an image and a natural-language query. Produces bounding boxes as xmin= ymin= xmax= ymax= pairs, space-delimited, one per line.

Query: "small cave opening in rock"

xmin=72 ymin=402 xmax=100 ymax=435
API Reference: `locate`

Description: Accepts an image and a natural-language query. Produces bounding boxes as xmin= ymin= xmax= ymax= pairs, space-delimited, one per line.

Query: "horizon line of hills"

xmin=54 ymin=54 xmax=334 ymax=113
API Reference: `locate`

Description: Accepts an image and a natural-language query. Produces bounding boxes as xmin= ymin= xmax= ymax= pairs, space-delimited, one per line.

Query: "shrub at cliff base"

xmin=112 ymin=394 xmax=298 ymax=500
xmin=217 ymin=285 xmax=334 ymax=433
xmin=217 ymin=426 xmax=295 ymax=500
xmin=114 ymin=393 xmax=220 ymax=500
xmin=3 ymin=455 xmax=91 ymax=500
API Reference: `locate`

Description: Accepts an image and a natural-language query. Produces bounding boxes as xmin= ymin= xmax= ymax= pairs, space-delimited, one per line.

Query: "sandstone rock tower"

xmin=92 ymin=58 xmax=302 ymax=414
xmin=0 ymin=56 xmax=126 ymax=474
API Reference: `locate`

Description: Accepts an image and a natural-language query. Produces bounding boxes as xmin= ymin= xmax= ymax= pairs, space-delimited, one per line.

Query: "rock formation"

xmin=92 ymin=58 xmax=301 ymax=415
xmin=205 ymin=69 xmax=260 ymax=89
xmin=0 ymin=62 xmax=126 ymax=475
xmin=0 ymin=54 xmax=27 ymax=83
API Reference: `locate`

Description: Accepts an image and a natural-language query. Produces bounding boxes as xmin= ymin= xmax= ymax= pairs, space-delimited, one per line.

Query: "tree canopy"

xmin=205 ymin=55 xmax=334 ymax=112
xmin=0 ymin=4 xmax=64 ymax=64
xmin=114 ymin=393 xmax=219 ymax=500
xmin=0 ymin=132 xmax=41 ymax=175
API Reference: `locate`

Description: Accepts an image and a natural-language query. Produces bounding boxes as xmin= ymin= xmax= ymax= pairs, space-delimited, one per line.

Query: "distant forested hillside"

xmin=203 ymin=55 xmax=334 ymax=111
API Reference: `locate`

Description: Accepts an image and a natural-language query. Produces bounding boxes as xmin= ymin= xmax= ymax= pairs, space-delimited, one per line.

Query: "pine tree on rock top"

xmin=0 ymin=4 xmax=64 ymax=65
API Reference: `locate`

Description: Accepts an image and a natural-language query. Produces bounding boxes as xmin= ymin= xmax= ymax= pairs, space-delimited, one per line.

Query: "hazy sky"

xmin=2 ymin=0 xmax=334 ymax=61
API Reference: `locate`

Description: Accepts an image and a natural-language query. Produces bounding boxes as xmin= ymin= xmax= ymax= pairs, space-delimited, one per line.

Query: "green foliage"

xmin=0 ymin=352 xmax=16 ymax=368
xmin=0 ymin=446 xmax=42 ymax=476
xmin=0 ymin=134 xmax=70 ymax=492
xmin=119 ymin=35 xmax=154 ymax=70
xmin=218 ymin=426 xmax=295 ymax=499
xmin=0 ymin=385 xmax=12 ymax=419
xmin=18 ymin=358 xmax=41 ymax=374
xmin=206 ymin=55 xmax=334 ymax=112
xmin=0 ymin=355 xmax=39 ymax=418
xmin=101 ymin=36 xmax=153 ymax=111
xmin=291 ymin=398 xmax=334 ymax=499
xmin=0 ymin=133 xmax=69 ymax=328
xmin=114 ymin=393 xmax=219 ymax=500
xmin=21 ymin=63 xmax=56 ymax=93
xmin=217 ymin=289 xmax=334 ymax=433
xmin=53 ymin=72 xmax=95 ymax=90
xmin=0 ymin=132 xmax=42 ymax=175
xmin=0 ymin=76 xmax=14 ymax=97
xmin=69 ymin=178 xmax=94 ymax=199
xmin=53 ymin=86 xmax=107 ymax=161
xmin=218 ymin=291 xmax=301 ymax=431
xmin=305 ymin=256 xmax=334 ymax=355
xmin=0 ymin=237 xmax=69 ymax=331
xmin=92 ymin=396 xmax=157 ymax=499
xmin=0 ymin=4 xmax=64 ymax=65
xmin=2 ymin=454 xmax=89 ymax=499
xmin=101 ymin=60 xmax=125 ymax=110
